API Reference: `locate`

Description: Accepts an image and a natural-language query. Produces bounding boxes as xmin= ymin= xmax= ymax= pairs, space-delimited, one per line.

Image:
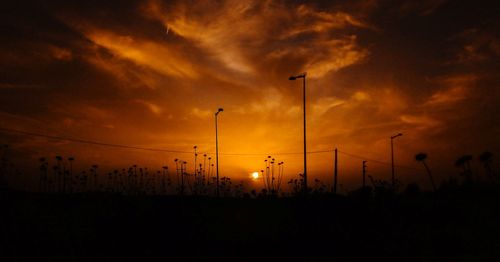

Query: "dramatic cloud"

xmin=0 ymin=0 xmax=499 ymax=190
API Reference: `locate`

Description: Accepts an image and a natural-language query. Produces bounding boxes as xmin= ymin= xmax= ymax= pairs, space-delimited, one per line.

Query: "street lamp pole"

xmin=289 ymin=72 xmax=307 ymax=194
xmin=390 ymin=133 xmax=403 ymax=189
xmin=215 ymin=108 xmax=224 ymax=197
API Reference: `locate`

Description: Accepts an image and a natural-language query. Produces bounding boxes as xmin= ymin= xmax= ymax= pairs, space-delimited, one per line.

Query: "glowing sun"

xmin=251 ymin=172 xmax=259 ymax=180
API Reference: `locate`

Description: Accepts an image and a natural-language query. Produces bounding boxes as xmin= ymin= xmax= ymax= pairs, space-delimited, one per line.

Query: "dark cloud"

xmin=0 ymin=0 xmax=499 ymax=190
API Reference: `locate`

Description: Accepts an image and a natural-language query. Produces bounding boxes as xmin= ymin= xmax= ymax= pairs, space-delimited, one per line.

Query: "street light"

xmin=215 ymin=108 xmax=224 ymax=197
xmin=390 ymin=133 xmax=403 ymax=189
xmin=289 ymin=72 xmax=307 ymax=194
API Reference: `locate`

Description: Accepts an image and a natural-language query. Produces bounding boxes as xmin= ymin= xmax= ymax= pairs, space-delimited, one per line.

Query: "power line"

xmin=221 ymin=149 xmax=333 ymax=156
xmin=0 ymin=127 xmax=329 ymax=156
xmin=0 ymin=126 xmax=423 ymax=170
xmin=338 ymin=150 xmax=384 ymax=162
xmin=337 ymin=150 xmax=422 ymax=171
xmin=0 ymin=127 xmax=192 ymax=154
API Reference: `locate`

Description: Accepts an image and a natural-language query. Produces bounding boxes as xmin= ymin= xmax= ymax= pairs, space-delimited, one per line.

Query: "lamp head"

xmin=215 ymin=108 xmax=224 ymax=115
xmin=391 ymin=133 xmax=403 ymax=139
xmin=289 ymin=72 xmax=307 ymax=80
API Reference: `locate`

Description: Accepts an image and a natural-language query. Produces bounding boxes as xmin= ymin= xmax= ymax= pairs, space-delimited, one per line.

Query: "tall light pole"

xmin=390 ymin=133 xmax=403 ymax=189
xmin=289 ymin=72 xmax=307 ymax=194
xmin=215 ymin=108 xmax=224 ymax=197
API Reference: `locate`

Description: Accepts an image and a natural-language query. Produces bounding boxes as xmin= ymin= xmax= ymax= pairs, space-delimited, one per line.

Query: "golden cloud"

xmin=425 ymin=74 xmax=476 ymax=107
xmin=85 ymin=29 xmax=199 ymax=79
xmin=144 ymin=0 xmax=369 ymax=79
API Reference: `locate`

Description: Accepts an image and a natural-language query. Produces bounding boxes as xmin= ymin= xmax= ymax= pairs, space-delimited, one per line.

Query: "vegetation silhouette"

xmin=479 ymin=151 xmax=494 ymax=179
xmin=455 ymin=154 xmax=473 ymax=180
xmin=1 ymin=144 xmax=500 ymax=260
xmin=261 ymin=156 xmax=285 ymax=197
xmin=415 ymin=153 xmax=437 ymax=192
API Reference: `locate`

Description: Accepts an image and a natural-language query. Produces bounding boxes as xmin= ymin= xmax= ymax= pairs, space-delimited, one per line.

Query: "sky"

xmin=1 ymin=0 xmax=499 ymax=191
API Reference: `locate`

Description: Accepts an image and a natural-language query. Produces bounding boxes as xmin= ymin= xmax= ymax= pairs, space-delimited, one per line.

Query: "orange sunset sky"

xmin=1 ymin=0 xmax=499 ymax=191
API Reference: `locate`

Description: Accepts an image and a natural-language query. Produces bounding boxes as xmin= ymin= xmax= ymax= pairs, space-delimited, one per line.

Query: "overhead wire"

xmin=0 ymin=126 xmax=423 ymax=170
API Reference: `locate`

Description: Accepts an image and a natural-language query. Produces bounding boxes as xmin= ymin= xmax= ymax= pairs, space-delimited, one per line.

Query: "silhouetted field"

xmin=2 ymin=183 xmax=500 ymax=261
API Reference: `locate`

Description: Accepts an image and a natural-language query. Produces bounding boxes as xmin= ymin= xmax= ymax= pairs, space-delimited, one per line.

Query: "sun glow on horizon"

xmin=251 ymin=172 xmax=259 ymax=180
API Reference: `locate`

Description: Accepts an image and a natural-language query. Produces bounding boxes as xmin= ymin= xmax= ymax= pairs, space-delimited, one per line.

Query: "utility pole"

xmin=193 ymin=146 xmax=197 ymax=182
xmin=362 ymin=161 xmax=367 ymax=188
xmin=181 ymin=161 xmax=185 ymax=195
xmin=333 ymin=148 xmax=338 ymax=194
xmin=390 ymin=133 xmax=403 ymax=189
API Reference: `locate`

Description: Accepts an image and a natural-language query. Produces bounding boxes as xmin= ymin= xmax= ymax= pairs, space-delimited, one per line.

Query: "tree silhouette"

xmin=68 ymin=157 xmax=74 ymax=193
xmin=479 ymin=151 xmax=494 ymax=179
xmin=55 ymin=156 xmax=64 ymax=192
xmin=415 ymin=153 xmax=436 ymax=192
xmin=91 ymin=164 xmax=99 ymax=191
xmin=455 ymin=155 xmax=473 ymax=180
xmin=39 ymin=157 xmax=48 ymax=192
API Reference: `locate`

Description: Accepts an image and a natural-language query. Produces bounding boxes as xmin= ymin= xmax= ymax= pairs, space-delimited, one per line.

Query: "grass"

xmin=2 ymin=184 xmax=500 ymax=261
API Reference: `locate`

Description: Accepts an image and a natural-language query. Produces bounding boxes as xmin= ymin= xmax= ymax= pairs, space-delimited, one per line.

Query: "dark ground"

xmin=1 ymin=186 xmax=500 ymax=261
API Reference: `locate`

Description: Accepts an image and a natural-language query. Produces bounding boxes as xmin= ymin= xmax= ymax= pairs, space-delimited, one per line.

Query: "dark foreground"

xmin=1 ymin=187 xmax=500 ymax=261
